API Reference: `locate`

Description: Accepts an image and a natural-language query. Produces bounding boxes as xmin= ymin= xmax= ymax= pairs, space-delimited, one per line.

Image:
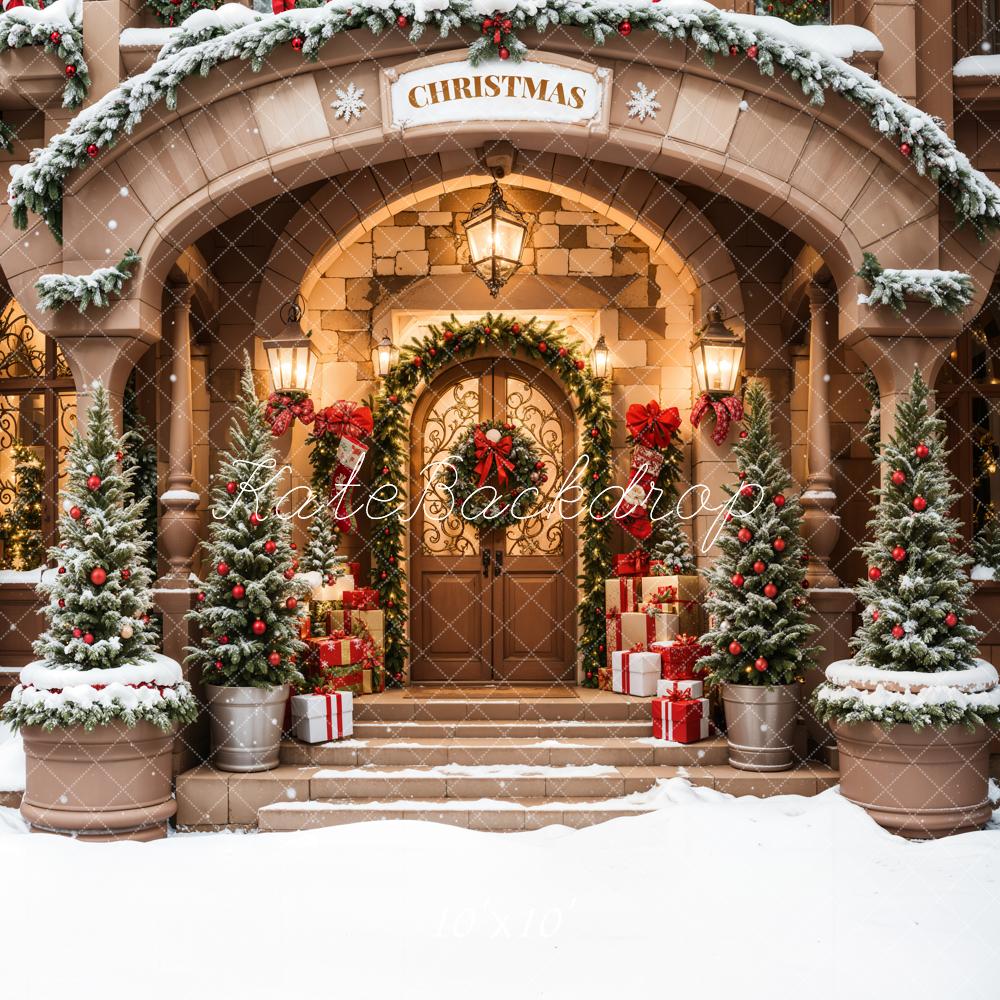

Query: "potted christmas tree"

xmin=186 ymin=360 xmax=305 ymax=772
xmin=814 ymin=370 xmax=1000 ymax=837
xmin=699 ymin=380 xmax=817 ymax=771
xmin=0 ymin=441 xmax=45 ymax=570
xmin=0 ymin=384 xmax=197 ymax=841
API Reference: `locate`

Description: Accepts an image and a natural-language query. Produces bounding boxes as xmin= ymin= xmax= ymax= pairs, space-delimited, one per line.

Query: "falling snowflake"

xmin=331 ymin=82 xmax=367 ymax=124
xmin=626 ymin=82 xmax=660 ymax=123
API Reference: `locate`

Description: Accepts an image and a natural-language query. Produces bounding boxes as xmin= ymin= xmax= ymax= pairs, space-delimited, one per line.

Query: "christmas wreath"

xmin=145 ymin=0 xmax=220 ymax=28
xmin=444 ymin=419 xmax=543 ymax=531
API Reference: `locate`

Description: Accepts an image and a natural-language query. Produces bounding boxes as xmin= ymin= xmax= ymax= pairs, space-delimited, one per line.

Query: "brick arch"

xmin=251 ymin=160 xmax=746 ymax=340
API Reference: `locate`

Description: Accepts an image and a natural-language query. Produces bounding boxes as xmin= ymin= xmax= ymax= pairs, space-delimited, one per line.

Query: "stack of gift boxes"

xmin=603 ymin=551 xmax=713 ymax=743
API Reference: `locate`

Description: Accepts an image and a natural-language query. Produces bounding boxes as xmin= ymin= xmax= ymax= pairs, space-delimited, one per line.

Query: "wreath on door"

xmin=444 ymin=419 xmax=544 ymax=531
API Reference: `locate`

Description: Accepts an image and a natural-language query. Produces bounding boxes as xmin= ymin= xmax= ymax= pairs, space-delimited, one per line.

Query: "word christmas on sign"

xmin=388 ymin=59 xmax=605 ymax=129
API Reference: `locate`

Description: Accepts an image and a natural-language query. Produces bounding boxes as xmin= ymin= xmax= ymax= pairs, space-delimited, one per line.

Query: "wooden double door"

xmin=409 ymin=357 xmax=577 ymax=683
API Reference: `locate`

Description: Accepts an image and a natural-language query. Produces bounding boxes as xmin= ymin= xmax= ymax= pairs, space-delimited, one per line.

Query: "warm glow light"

xmin=691 ymin=306 xmax=745 ymax=397
xmin=592 ymin=334 xmax=611 ymax=379
xmin=263 ymin=337 xmax=318 ymax=393
xmin=374 ymin=334 xmax=396 ymax=378
xmin=461 ymin=181 xmax=528 ymax=297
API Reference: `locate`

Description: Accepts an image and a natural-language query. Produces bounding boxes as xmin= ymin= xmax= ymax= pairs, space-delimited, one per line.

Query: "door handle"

xmin=482 ymin=549 xmax=491 ymax=577
xmin=494 ymin=550 xmax=504 ymax=577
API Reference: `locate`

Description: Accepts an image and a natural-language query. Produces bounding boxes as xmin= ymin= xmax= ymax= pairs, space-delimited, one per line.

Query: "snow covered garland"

xmin=8 ymin=1 xmax=1000 ymax=242
xmin=857 ymin=252 xmax=974 ymax=315
xmin=146 ymin=0 xmax=221 ymax=28
xmin=35 ymin=249 xmax=140 ymax=312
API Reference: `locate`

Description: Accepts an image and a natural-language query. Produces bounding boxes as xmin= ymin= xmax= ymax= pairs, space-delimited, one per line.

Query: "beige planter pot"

xmin=721 ymin=683 xmax=800 ymax=772
xmin=830 ymin=720 xmax=992 ymax=839
xmin=20 ymin=721 xmax=178 ymax=842
xmin=205 ymin=683 xmax=289 ymax=773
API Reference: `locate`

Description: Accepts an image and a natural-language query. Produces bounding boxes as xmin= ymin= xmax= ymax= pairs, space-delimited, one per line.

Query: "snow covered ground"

xmin=0 ymin=722 xmax=24 ymax=792
xmin=1 ymin=779 xmax=997 ymax=999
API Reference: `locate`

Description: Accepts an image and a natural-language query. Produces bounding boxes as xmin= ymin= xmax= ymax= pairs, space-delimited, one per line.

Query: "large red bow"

xmin=272 ymin=0 xmax=296 ymax=12
xmin=626 ymin=401 xmax=681 ymax=450
xmin=314 ymin=401 xmax=374 ymax=441
xmin=473 ymin=428 xmax=515 ymax=488
xmin=690 ymin=394 xmax=744 ymax=446
xmin=265 ymin=392 xmax=315 ymax=437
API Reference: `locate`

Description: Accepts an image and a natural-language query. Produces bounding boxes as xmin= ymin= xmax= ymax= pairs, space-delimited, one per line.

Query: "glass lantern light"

xmin=374 ymin=333 xmax=397 ymax=378
xmin=591 ymin=334 xmax=611 ymax=379
xmin=690 ymin=306 xmax=745 ymax=396
xmin=263 ymin=294 xmax=317 ymax=393
xmin=461 ymin=180 xmax=529 ymax=297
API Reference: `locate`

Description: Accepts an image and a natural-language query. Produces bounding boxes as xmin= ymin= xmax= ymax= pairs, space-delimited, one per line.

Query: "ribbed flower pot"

xmin=830 ymin=720 xmax=992 ymax=839
xmin=205 ymin=684 xmax=289 ymax=773
xmin=721 ymin=683 xmax=800 ymax=772
xmin=20 ymin=720 xmax=177 ymax=842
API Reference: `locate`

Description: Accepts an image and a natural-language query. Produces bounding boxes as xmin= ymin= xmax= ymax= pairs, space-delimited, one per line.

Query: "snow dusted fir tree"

xmin=1 ymin=441 xmax=45 ymax=570
xmin=699 ymin=380 xmax=817 ymax=686
xmin=649 ymin=504 xmax=696 ymax=575
xmin=301 ymin=497 xmax=346 ymax=584
xmin=1 ymin=383 xmax=196 ymax=731
xmin=973 ymin=503 xmax=1000 ymax=580
xmin=186 ymin=360 xmax=305 ymax=689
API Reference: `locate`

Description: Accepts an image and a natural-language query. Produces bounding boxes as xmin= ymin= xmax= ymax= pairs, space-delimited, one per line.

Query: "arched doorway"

xmin=408 ymin=355 xmax=578 ymax=684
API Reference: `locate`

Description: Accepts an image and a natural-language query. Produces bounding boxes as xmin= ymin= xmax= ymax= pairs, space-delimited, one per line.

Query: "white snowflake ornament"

xmin=331 ymin=83 xmax=367 ymax=125
xmin=626 ymin=82 xmax=660 ymax=123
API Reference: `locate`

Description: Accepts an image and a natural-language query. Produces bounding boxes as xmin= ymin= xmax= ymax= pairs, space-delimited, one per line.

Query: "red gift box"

xmin=615 ymin=550 xmax=651 ymax=578
xmin=657 ymin=635 xmax=711 ymax=680
xmin=309 ymin=635 xmax=364 ymax=667
xmin=343 ymin=588 xmax=379 ymax=611
xmin=652 ymin=693 xmax=710 ymax=743
xmin=348 ymin=561 xmax=363 ymax=583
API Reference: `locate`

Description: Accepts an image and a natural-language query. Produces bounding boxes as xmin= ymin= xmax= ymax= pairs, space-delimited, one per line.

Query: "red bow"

xmin=690 ymin=394 xmax=744 ymax=446
xmin=619 ymin=505 xmax=653 ymax=541
xmin=264 ymin=392 xmax=315 ymax=437
xmin=314 ymin=401 xmax=374 ymax=441
xmin=271 ymin=0 xmax=295 ymax=11
xmin=674 ymin=633 xmax=699 ymax=646
xmin=661 ymin=686 xmax=696 ymax=704
xmin=474 ymin=428 xmax=515 ymax=488
xmin=626 ymin=401 xmax=681 ymax=449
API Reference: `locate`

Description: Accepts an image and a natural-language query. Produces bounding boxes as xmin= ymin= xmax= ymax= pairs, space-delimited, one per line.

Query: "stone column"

xmin=158 ymin=283 xmax=200 ymax=589
xmin=800 ymin=282 xmax=841 ymax=588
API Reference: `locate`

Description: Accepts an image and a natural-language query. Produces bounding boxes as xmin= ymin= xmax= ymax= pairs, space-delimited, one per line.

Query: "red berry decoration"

xmin=891 ymin=624 xmax=905 ymax=639
xmin=226 ymin=481 xmax=238 ymax=495
xmin=912 ymin=496 xmax=927 ymax=512
xmin=86 ymin=474 xmax=102 ymax=491
xmin=731 ymin=573 xmax=745 ymax=588
xmin=872 ymin=609 xmax=879 ymax=621
xmin=217 ymin=561 xmax=230 ymax=576
xmin=945 ymin=612 xmax=958 ymax=628
xmin=728 ymin=641 xmax=743 ymax=656
xmin=215 ymin=661 xmax=223 ymax=671
xmin=268 ymin=652 xmax=282 ymax=667
xmin=764 ymin=583 xmax=778 ymax=599
xmin=773 ymin=494 xmax=786 ymax=508
xmin=891 ymin=470 xmax=906 ymax=486
xmin=618 ymin=20 xmax=632 ymax=35
xmin=58 ymin=599 xmax=65 ymax=608
xmin=868 ymin=566 xmax=882 ymax=581
xmin=264 ymin=540 xmax=277 ymax=555
xmin=58 ymin=566 xmax=66 ymax=575
xmin=89 ymin=567 xmax=107 ymax=586
xmin=915 ymin=443 xmax=930 ymax=459
xmin=753 ymin=560 xmax=767 ymax=575
xmin=396 ymin=13 xmax=408 ymax=27
xmin=891 ymin=546 xmax=907 ymax=562
xmin=899 ymin=142 xmax=911 ymax=157
xmin=739 ymin=430 xmax=748 ymax=439
xmin=729 ymin=45 xmax=739 ymax=56
xmin=83 ymin=633 xmax=94 ymax=645
xmin=252 ymin=619 xmax=267 ymax=636
xmin=754 ymin=657 xmax=768 ymax=672
xmin=120 ymin=568 xmax=131 ymax=580
xmin=772 ymin=538 xmax=786 ymax=553
xmin=737 ymin=527 xmax=752 ymax=544
xmin=69 ymin=505 xmax=82 ymax=520
xmin=86 ymin=144 xmax=99 ymax=159
xmin=285 ymin=597 xmax=298 ymax=610
xmin=231 ymin=584 xmax=246 ymax=600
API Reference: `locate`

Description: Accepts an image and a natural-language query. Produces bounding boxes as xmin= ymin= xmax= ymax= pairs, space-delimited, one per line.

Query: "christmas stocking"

xmin=330 ymin=435 xmax=367 ymax=535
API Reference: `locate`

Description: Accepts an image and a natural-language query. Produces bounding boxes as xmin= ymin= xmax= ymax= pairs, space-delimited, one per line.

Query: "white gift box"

xmin=291 ymin=691 xmax=354 ymax=743
xmin=656 ymin=677 xmax=704 ymax=699
xmin=610 ymin=649 xmax=660 ymax=697
xmin=311 ymin=575 xmax=355 ymax=602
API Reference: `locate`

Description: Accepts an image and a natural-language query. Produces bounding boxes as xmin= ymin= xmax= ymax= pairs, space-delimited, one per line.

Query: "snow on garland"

xmin=857 ymin=252 xmax=974 ymax=315
xmin=0 ymin=0 xmax=89 ymax=109
xmin=0 ymin=119 xmax=13 ymax=154
xmin=146 ymin=0 xmax=221 ymax=28
xmin=7 ymin=1 xmax=1000 ymax=242
xmin=35 ymin=250 xmax=140 ymax=313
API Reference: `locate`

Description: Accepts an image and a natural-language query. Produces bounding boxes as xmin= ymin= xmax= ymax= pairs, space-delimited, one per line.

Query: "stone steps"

xmin=350 ymin=720 xmax=655 ymax=739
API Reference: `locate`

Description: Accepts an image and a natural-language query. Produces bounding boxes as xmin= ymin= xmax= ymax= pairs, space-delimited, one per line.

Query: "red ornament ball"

xmin=396 ymin=13 xmax=408 ymax=27
xmin=50 ymin=30 xmax=61 ymax=43
xmin=83 ymin=633 xmax=94 ymax=645
xmin=868 ymin=566 xmax=882 ymax=581
xmin=915 ymin=443 xmax=930 ymax=460
xmin=219 ymin=635 xmax=229 ymax=645
xmin=58 ymin=566 xmax=66 ymax=575
xmin=738 ymin=471 xmax=747 ymax=480
xmin=283 ymin=568 xmax=295 ymax=580
xmin=250 ymin=512 xmax=263 ymax=527
xmin=945 ymin=612 xmax=959 ymax=628
xmin=285 ymin=597 xmax=298 ymax=610
xmin=899 ymin=142 xmax=911 ymax=157
xmin=86 ymin=474 xmax=102 ymax=491
xmin=740 ymin=485 xmax=753 ymax=497
xmin=575 ymin=359 xmax=585 ymax=370
xmin=264 ymin=540 xmax=277 ymax=555
xmin=763 ymin=583 xmax=778 ymax=599
xmin=197 ymin=592 xmax=206 ymax=602
xmin=891 ymin=546 xmax=907 ymax=562
xmin=729 ymin=641 xmax=743 ymax=656
xmin=773 ymin=494 xmax=786 ymax=508
xmin=891 ymin=625 xmax=905 ymax=639
xmin=891 ymin=470 xmax=906 ymax=486
xmin=69 ymin=505 xmax=82 ymax=520
xmin=226 ymin=481 xmax=237 ymax=495
xmin=754 ymin=657 xmax=768 ymax=672
xmin=291 ymin=36 xmax=304 ymax=51
xmin=65 ymin=64 xmax=76 ymax=76
xmin=773 ymin=538 xmax=786 ymax=553
xmin=231 ymin=584 xmax=246 ymax=600
xmin=251 ymin=619 xmax=267 ymax=636
xmin=58 ymin=599 xmax=65 ymax=608
xmin=618 ymin=20 xmax=632 ymax=36
xmin=753 ymin=560 xmax=767 ymax=575
xmin=912 ymin=496 xmax=927 ymax=512
xmin=729 ymin=45 xmax=739 ymax=56
xmin=268 ymin=652 xmax=282 ymax=667
xmin=217 ymin=561 xmax=230 ymax=576
xmin=731 ymin=573 xmax=745 ymax=588
xmin=121 ymin=568 xmax=130 ymax=580
xmin=739 ymin=430 xmax=748 ymax=439
xmin=215 ymin=661 xmax=223 ymax=671
xmin=86 ymin=144 xmax=99 ymax=159
xmin=89 ymin=567 xmax=107 ymax=586
xmin=498 ymin=46 xmax=510 ymax=60
xmin=747 ymin=44 xmax=759 ymax=59
xmin=537 ymin=342 xmax=547 ymax=353
xmin=72 ymin=627 xmax=82 ymax=638
xmin=872 ymin=609 xmax=880 ymax=621
xmin=737 ymin=527 xmax=753 ymax=544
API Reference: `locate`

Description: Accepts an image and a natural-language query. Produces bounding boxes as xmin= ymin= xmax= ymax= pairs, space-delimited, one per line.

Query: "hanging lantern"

xmin=373 ymin=333 xmax=397 ymax=379
xmin=690 ymin=306 xmax=745 ymax=397
xmin=461 ymin=180 xmax=529 ymax=297
xmin=591 ymin=334 xmax=612 ymax=379
xmin=263 ymin=294 xmax=317 ymax=393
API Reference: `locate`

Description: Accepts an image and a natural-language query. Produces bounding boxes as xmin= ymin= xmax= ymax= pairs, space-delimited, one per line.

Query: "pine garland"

xmin=813 ymin=688 xmax=1000 ymax=731
xmin=0 ymin=119 xmax=13 ymax=154
xmin=857 ymin=252 xmax=974 ymax=315
xmin=146 ymin=0 xmax=221 ymax=28
xmin=0 ymin=1 xmax=88 ymax=109
xmin=861 ymin=366 xmax=881 ymax=454
xmin=370 ymin=313 xmax=614 ymax=688
xmin=9 ymin=1 xmax=1000 ymax=242
xmin=35 ymin=250 xmax=140 ymax=313
xmin=757 ymin=1 xmax=828 ymax=27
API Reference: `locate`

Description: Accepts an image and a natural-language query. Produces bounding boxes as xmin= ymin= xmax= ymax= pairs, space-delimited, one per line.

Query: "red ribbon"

xmin=314 ymin=401 xmax=374 ymax=441
xmin=265 ymin=392 xmax=315 ymax=437
xmin=626 ymin=401 xmax=681 ymax=449
xmin=323 ymin=692 xmax=345 ymax=740
xmin=689 ymin=393 xmax=744 ymax=446
xmin=473 ymin=428 xmax=515 ymax=488
xmin=272 ymin=0 xmax=295 ymax=11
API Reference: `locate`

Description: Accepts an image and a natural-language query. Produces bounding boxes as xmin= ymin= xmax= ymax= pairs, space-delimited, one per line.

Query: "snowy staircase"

xmin=175 ymin=690 xmax=839 ymax=832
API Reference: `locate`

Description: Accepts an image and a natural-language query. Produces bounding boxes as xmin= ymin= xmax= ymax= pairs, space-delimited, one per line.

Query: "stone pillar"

xmin=158 ymin=283 xmax=201 ymax=589
xmin=800 ymin=282 xmax=841 ymax=588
